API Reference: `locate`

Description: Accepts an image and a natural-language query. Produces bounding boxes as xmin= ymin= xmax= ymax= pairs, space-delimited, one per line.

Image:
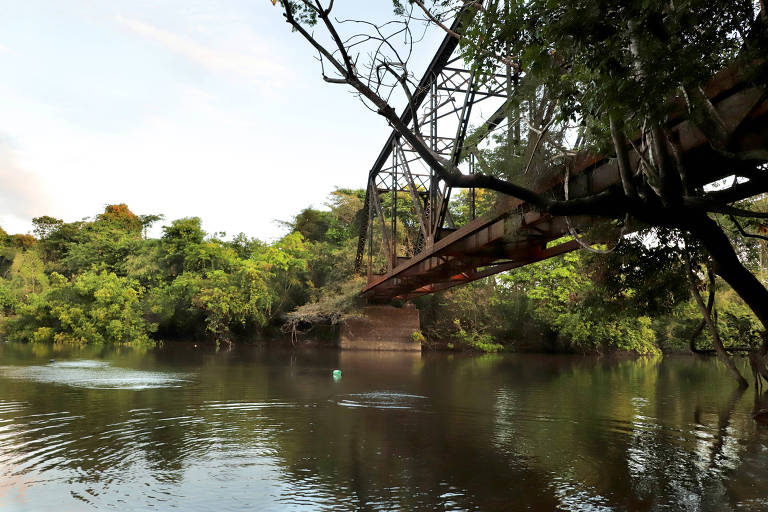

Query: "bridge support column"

xmin=340 ymin=305 xmax=421 ymax=351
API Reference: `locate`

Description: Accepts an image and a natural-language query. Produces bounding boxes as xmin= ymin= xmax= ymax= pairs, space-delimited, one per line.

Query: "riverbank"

xmin=1 ymin=199 xmax=764 ymax=356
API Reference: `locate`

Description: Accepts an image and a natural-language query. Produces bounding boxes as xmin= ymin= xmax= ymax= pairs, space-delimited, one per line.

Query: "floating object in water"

xmin=48 ymin=359 xmax=55 ymax=364
xmin=332 ymin=369 xmax=342 ymax=380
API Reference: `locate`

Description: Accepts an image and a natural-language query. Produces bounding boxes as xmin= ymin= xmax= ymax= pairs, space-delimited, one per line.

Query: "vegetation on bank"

xmin=417 ymin=223 xmax=765 ymax=356
xmin=271 ymin=0 xmax=768 ymax=390
xmin=0 ymin=201 xmax=323 ymax=347
xmin=0 ymin=1 xmax=764 ymax=365
xmin=0 ymin=191 xmax=764 ymax=355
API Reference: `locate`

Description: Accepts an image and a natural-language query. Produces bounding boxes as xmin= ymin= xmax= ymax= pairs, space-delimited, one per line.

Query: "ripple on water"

xmin=0 ymin=360 xmax=190 ymax=390
xmin=0 ymin=400 xmax=27 ymax=415
xmin=336 ymin=391 xmax=428 ymax=410
xmin=53 ymin=360 xmax=110 ymax=369
xmin=201 ymin=400 xmax=296 ymax=414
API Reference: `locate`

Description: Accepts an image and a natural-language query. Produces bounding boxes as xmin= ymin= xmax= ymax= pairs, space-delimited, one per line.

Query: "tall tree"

xmin=273 ymin=0 xmax=768 ymax=373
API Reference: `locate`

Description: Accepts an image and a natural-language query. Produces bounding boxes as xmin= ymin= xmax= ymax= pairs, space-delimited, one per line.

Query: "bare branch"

xmin=283 ymin=3 xmax=349 ymax=81
xmin=730 ymin=215 xmax=768 ymax=241
xmin=703 ymin=175 xmax=768 ymax=204
xmin=522 ymin=112 xmax=556 ymax=175
xmin=683 ymin=198 xmax=768 ymax=219
xmin=311 ymin=1 xmax=355 ymax=75
xmin=411 ymin=0 xmax=520 ymax=70
xmin=684 ymin=248 xmax=748 ymax=387
xmin=378 ymin=61 xmax=423 ymax=136
xmin=411 ymin=0 xmax=462 ymax=39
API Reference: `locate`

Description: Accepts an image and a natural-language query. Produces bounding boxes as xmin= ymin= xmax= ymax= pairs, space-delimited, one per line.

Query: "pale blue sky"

xmin=0 ymin=1 xmax=441 ymax=240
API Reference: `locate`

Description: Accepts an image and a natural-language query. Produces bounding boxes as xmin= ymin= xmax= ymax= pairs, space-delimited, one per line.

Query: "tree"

xmin=9 ymin=234 xmax=36 ymax=249
xmin=139 ymin=214 xmax=165 ymax=239
xmin=4 ymin=270 xmax=154 ymax=346
xmin=161 ymin=217 xmax=207 ymax=276
xmin=251 ymin=232 xmax=311 ymax=321
xmin=292 ymin=208 xmax=333 ymax=242
xmin=166 ymin=260 xmax=273 ymax=346
xmin=273 ymin=0 xmax=768 ymax=379
xmin=32 ymin=216 xmax=64 ymax=240
xmin=97 ymin=204 xmax=143 ymax=233
xmin=501 ymin=249 xmax=659 ymax=354
xmin=57 ymin=207 xmax=147 ymax=277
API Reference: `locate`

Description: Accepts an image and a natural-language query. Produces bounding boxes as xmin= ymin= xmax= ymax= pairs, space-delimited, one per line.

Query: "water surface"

xmin=0 ymin=343 xmax=766 ymax=511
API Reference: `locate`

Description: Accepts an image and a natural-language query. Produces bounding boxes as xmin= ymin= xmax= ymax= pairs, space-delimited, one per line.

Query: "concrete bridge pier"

xmin=340 ymin=305 xmax=421 ymax=351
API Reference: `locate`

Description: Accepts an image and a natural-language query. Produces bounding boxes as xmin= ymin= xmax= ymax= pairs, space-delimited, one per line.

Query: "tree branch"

xmin=610 ymin=115 xmax=638 ymax=198
xmin=410 ymin=0 xmax=519 ymax=70
xmin=283 ymin=3 xmax=349 ymax=81
xmin=703 ymin=176 xmax=768 ymax=204
xmin=379 ymin=61 xmax=423 ymax=137
xmin=410 ymin=0 xmax=462 ymax=39
xmin=730 ymin=215 xmax=768 ymax=241
xmin=683 ymin=198 xmax=768 ymax=219
xmin=684 ymin=250 xmax=748 ymax=387
xmin=683 ymin=85 xmax=732 ymax=150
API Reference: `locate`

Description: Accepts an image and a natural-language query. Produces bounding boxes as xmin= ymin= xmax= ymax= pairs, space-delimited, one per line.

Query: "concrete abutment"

xmin=340 ymin=305 xmax=421 ymax=351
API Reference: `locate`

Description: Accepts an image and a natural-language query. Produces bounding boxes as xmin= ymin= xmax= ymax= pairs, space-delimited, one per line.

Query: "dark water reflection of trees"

xmin=0 ymin=344 xmax=766 ymax=510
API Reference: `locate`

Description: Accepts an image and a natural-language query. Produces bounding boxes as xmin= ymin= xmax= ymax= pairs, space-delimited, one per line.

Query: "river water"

xmin=0 ymin=342 xmax=766 ymax=511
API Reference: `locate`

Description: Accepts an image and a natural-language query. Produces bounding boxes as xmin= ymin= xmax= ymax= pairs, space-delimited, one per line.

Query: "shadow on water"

xmin=0 ymin=343 xmax=767 ymax=511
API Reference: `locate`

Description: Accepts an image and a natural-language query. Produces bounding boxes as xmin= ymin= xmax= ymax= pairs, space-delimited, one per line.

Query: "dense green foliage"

xmin=6 ymin=270 xmax=152 ymax=346
xmin=0 ymin=204 xmax=319 ymax=346
xmin=452 ymin=0 xmax=764 ymax=142
xmin=0 ymin=190 xmax=764 ymax=353
xmin=415 ymin=220 xmax=765 ymax=354
xmin=501 ymin=251 xmax=659 ymax=355
xmin=0 ymin=192 xmax=366 ymax=347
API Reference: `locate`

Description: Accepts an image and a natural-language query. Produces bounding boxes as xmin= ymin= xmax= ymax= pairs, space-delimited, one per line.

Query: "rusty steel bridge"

xmin=354 ymin=13 xmax=768 ymax=303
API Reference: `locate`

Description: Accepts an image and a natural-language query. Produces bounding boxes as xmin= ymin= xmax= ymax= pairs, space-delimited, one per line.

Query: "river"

xmin=0 ymin=342 xmax=766 ymax=511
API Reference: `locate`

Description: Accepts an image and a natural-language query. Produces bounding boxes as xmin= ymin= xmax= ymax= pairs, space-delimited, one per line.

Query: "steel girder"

xmin=355 ymin=9 xmax=768 ymax=302
xmin=354 ymin=6 xmax=514 ymax=277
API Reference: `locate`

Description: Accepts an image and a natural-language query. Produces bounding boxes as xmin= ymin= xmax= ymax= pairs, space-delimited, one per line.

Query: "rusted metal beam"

xmin=357 ymin=6 xmax=768 ymax=302
xmin=370 ymin=181 xmax=394 ymax=272
xmin=394 ymin=140 xmax=430 ymax=242
xmin=363 ymin=82 xmax=768 ymax=301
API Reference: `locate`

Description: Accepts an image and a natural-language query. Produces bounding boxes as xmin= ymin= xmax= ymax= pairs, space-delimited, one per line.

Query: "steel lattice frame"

xmin=354 ymin=8 xmax=768 ymax=302
xmin=354 ymin=10 xmax=512 ymax=277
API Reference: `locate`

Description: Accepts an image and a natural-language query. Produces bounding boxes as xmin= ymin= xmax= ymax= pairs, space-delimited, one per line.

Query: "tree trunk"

xmin=749 ymin=349 xmax=768 ymax=390
xmin=688 ymin=280 xmax=714 ymax=355
xmin=682 ymin=213 xmax=768 ymax=354
xmin=684 ymin=255 xmax=749 ymax=388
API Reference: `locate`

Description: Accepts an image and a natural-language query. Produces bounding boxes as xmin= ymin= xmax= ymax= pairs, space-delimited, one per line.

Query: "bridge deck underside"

xmin=364 ymin=72 xmax=768 ymax=302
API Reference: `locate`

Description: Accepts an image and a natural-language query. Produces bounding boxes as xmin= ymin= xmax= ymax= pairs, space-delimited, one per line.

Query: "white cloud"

xmin=115 ymin=15 xmax=290 ymax=87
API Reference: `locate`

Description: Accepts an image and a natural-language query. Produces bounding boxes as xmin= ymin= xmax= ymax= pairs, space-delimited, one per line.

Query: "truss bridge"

xmin=354 ymin=12 xmax=768 ymax=303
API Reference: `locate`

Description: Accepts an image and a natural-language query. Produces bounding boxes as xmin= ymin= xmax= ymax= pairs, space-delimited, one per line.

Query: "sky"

xmin=0 ymin=0 xmax=442 ymax=240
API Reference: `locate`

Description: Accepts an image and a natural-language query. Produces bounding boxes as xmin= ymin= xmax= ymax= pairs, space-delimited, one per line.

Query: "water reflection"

xmin=0 ymin=343 xmax=766 ymax=510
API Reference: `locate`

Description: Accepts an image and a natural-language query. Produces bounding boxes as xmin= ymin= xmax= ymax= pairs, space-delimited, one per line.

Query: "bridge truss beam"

xmin=355 ymin=11 xmax=768 ymax=303
xmin=355 ymin=10 xmax=515 ymax=280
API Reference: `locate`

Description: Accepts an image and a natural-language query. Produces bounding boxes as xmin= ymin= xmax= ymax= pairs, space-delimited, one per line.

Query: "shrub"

xmin=4 ymin=270 xmax=154 ymax=346
xmin=453 ymin=319 xmax=504 ymax=353
xmin=411 ymin=330 xmax=426 ymax=343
